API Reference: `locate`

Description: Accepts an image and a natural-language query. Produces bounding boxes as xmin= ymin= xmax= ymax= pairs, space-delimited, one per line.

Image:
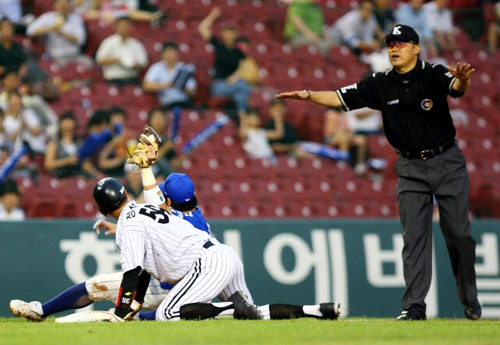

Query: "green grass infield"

xmin=1 ymin=317 xmax=499 ymax=345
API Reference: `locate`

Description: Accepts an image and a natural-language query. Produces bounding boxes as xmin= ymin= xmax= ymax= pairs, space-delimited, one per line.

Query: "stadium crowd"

xmin=0 ymin=0 xmax=499 ymax=220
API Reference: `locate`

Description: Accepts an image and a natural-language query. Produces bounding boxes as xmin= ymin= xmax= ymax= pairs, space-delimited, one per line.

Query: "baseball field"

xmin=1 ymin=318 xmax=499 ymax=345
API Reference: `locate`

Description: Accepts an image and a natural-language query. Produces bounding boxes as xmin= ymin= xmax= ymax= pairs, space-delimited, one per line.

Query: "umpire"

xmin=277 ymin=24 xmax=481 ymax=321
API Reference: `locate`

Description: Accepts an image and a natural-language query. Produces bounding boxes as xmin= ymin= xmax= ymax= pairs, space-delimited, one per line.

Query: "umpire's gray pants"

xmin=395 ymin=144 xmax=478 ymax=310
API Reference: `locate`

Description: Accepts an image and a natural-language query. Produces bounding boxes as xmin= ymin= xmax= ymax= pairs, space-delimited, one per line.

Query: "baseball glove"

xmin=126 ymin=125 xmax=162 ymax=168
xmin=139 ymin=125 xmax=161 ymax=150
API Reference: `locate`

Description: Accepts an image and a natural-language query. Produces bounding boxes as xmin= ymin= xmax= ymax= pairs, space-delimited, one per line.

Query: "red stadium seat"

xmin=28 ymin=197 xmax=58 ymax=218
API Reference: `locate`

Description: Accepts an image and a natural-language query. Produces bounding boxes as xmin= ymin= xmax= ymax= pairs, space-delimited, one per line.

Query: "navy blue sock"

xmin=139 ymin=310 xmax=157 ymax=321
xmin=41 ymin=282 xmax=93 ymax=317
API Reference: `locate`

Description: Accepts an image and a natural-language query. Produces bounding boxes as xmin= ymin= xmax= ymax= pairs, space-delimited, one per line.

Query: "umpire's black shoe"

xmin=396 ymin=305 xmax=426 ymax=321
xmin=319 ymin=303 xmax=340 ymax=320
xmin=228 ymin=291 xmax=263 ymax=320
xmin=464 ymin=300 xmax=482 ymax=320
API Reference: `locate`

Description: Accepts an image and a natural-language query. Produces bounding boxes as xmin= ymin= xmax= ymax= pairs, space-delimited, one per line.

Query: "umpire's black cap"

xmin=383 ymin=24 xmax=420 ymax=45
xmin=93 ymin=177 xmax=127 ymax=215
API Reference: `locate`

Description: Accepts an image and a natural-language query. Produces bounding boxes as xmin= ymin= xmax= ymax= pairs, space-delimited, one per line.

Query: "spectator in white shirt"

xmin=329 ymin=0 xmax=382 ymax=55
xmin=2 ymin=91 xmax=47 ymax=154
xmin=346 ymin=107 xmax=382 ymax=135
xmin=0 ymin=179 xmax=25 ymax=221
xmin=424 ymin=0 xmax=457 ymax=53
xmin=0 ymin=71 xmax=57 ymax=142
xmin=96 ymin=16 xmax=148 ymax=85
xmin=239 ymin=110 xmax=283 ymax=161
xmin=26 ymin=0 xmax=91 ymax=67
xmin=143 ymin=42 xmax=196 ymax=109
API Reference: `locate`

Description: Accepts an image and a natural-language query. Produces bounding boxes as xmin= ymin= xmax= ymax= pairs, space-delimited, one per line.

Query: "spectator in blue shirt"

xmin=329 ymin=0 xmax=382 ymax=55
xmin=0 ymin=0 xmax=26 ymax=34
xmin=395 ymin=0 xmax=438 ymax=56
xmin=424 ymin=0 xmax=457 ymax=53
xmin=143 ymin=42 xmax=197 ymax=109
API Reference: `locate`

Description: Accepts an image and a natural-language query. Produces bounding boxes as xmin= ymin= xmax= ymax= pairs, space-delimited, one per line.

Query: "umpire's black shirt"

xmin=336 ymin=60 xmax=464 ymax=152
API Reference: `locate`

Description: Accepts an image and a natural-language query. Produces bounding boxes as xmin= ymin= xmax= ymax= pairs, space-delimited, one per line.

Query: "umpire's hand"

xmin=276 ymin=90 xmax=311 ymax=100
xmin=447 ymin=62 xmax=475 ymax=81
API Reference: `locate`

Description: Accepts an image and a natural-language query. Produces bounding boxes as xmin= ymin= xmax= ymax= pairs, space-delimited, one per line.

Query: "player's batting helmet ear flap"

xmin=93 ymin=178 xmax=128 ymax=215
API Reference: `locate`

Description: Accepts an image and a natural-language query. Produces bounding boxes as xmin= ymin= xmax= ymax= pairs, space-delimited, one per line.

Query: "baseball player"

xmin=10 ymin=173 xmax=259 ymax=320
xmin=119 ymin=168 xmax=338 ymax=321
xmin=91 ymin=177 xmax=341 ymax=322
xmin=11 ymin=127 xmax=339 ymax=321
xmin=92 ymin=177 xmax=262 ymax=321
xmin=9 ymin=172 xmax=209 ymax=321
xmin=11 ymin=175 xmax=338 ymax=321
xmin=109 ymin=126 xmax=339 ymax=321
xmin=10 ymin=124 xmax=210 ymax=321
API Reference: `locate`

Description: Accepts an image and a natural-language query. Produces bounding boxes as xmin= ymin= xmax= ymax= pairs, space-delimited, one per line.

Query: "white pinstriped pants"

xmin=156 ymin=243 xmax=253 ymax=321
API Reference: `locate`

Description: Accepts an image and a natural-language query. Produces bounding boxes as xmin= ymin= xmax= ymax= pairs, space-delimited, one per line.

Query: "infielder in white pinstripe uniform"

xmin=92 ymin=177 xmax=262 ymax=321
xmin=10 ymin=126 xmax=340 ymax=322
xmin=10 ymin=171 xmax=339 ymax=321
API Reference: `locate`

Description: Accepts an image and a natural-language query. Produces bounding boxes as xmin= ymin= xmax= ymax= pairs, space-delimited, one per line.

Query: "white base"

xmin=55 ymin=310 xmax=118 ymax=323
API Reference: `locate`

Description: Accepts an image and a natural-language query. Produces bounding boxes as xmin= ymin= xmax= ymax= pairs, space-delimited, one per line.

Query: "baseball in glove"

xmin=126 ymin=125 xmax=162 ymax=168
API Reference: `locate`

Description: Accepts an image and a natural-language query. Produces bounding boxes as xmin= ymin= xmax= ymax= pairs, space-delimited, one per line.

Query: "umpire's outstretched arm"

xmin=277 ymin=90 xmax=342 ymax=108
xmin=277 ymin=65 xmax=474 ymax=109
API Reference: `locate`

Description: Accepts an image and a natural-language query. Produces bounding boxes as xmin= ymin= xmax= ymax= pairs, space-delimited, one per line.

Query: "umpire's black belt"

xmin=203 ymin=240 xmax=214 ymax=249
xmin=398 ymin=141 xmax=455 ymax=160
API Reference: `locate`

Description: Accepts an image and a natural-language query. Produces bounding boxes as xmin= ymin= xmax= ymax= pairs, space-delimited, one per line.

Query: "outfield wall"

xmin=1 ymin=220 xmax=500 ymax=318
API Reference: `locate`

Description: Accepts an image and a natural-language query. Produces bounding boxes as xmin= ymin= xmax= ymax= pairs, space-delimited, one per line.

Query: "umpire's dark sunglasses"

xmin=387 ymin=40 xmax=416 ymax=49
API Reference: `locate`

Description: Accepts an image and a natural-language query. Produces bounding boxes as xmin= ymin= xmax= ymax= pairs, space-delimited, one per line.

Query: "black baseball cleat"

xmin=319 ymin=303 xmax=341 ymax=320
xmin=464 ymin=300 xmax=482 ymax=320
xmin=228 ymin=291 xmax=263 ymax=320
xmin=396 ymin=305 xmax=426 ymax=321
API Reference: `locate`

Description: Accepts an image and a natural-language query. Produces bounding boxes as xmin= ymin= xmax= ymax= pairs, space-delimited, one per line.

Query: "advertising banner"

xmin=1 ymin=220 xmax=499 ymax=318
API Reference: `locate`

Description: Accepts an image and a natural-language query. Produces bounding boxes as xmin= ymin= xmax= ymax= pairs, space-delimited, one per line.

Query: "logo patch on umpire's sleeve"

xmin=420 ymin=99 xmax=433 ymax=111
xmin=340 ymin=83 xmax=357 ymax=93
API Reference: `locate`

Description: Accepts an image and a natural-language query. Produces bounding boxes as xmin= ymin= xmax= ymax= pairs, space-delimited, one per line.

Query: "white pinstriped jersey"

xmin=115 ymin=201 xmax=211 ymax=282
